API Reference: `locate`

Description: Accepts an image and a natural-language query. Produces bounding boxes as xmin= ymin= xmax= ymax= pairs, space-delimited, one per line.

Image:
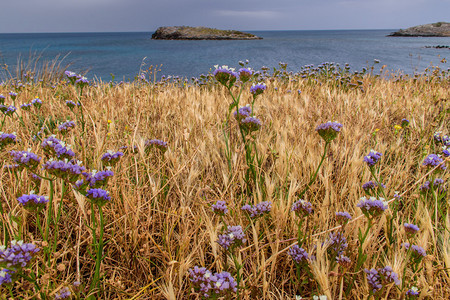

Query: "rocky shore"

xmin=388 ymin=22 xmax=450 ymax=37
xmin=151 ymin=26 xmax=262 ymax=40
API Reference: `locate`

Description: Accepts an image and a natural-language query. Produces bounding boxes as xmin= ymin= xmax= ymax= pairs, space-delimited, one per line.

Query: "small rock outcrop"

xmin=388 ymin=22 xmax=450 ymax=37
xmin=151 ymin=26 xmax=262 ymax=40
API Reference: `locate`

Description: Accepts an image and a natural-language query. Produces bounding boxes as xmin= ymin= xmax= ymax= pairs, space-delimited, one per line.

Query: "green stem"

xmin=90 ymin=205 xmax=105 ymax=294
xmin=298 ymin=141 xmax=330 ymax=199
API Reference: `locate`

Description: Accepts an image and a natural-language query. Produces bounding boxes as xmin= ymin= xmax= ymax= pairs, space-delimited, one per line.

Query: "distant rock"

xmin=388 ymin=22 xmax=450 ymax=37
xmin=151 ymin=26 xmax=262 ymax=40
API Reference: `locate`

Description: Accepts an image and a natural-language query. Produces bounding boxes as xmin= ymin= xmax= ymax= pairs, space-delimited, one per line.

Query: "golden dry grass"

xmin=0 ymin=71 xmax=449 ymax=299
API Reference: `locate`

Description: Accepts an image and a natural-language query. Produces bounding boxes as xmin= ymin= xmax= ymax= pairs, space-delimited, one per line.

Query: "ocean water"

xmin=0 ymin=30 xmax=449 ymax=81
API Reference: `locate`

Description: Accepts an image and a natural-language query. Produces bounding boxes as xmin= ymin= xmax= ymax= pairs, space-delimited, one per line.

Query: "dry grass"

xmin=0 ymin=69 xmax=449 ymax=299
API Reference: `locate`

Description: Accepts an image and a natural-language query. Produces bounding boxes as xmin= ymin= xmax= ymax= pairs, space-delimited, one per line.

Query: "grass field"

xmin=0 ymin=62 xmax=449 ymax=299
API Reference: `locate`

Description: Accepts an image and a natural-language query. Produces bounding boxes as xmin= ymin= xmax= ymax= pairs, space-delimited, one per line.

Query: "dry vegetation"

xmin=0 ymin=64 xmax=449 ymax=299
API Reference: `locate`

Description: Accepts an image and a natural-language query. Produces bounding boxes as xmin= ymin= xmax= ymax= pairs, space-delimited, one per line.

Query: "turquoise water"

xmin=0 ymin=30 xmax=449 ymax=80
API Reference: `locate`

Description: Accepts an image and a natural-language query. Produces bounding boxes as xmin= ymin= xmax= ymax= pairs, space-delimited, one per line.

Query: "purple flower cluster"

xmin=58 ymin=121 xmax=76 ymax=133
xmin=420 ymin=178 xmax=446 ymax=193
xmin=240 ymin=116 xmax=262 ymax=132
xmin=406 ymin=287 xmax=419 ymax=297
xmin=211 ymin=200 xmax=228 ymax=216
xmin=336 ymin=254 xmax=351 ymax=268
xmin=379 ymin=266 xmax=401 ymax=286
xmin=402 ymin=243 xmax=427 ymax=258
xmin=82 ymin=169 xmax=114 ymax=188
xmin=31 ymin=98 xmax=42 ymax=108
xmin=443 ymin=146 xmax=449 ymax=157
xmin=65 ymin=100 xmax=80 ymax=109
xmin=65 ymin=71 xmax=89 ymax=86
xmin=292 ymin=199 xmax=313 ymax=217
xmin=362 ymin=181 xmax=386 ymax=192
xmin=233 ymin=106 xmax=252 ymax=121
xmin=43 ymin=159 xmax=86 ymax=182
xmin=0 ymin=132 xmax=17 ymax=148
xmin=41 ymin=136 xmax=75 ymax=159
xmin=20 ymin=103 xmax=32 ymax=110
xmin=54 ymin=287 xmax=72 ymax=299
xmin=422 ymin=154 xmax=446 ymax=171
xmin=217 ymin=226 xmax=246 ymax=250
xmin=101 ymin=150 xmax=124 ymax=166
xmin=434 ymin=132 xmax=450 ymax=146
xmin=315 ymin=121 xmax=343 ymax=142
xmin=8 ymin=92 xmax=17 ymax=99
xmin=364 ymin=268 xmax=382 ymax=293
xmin=335 ymin=211 xmax=352 ymax=224
xmin=0 ymin=240 xmax=40 ymax=269
xmin=188 ymin=266 xmax=237 ymax=298
xmin=404 ymin=223 xmax=420 ymax=235
xmin=9 ymin=150 xmax=41 ymax=170
xmin=241 ymin=201 xmax=272 ymax=218
xmin=0 ymin=105 xmax=17 ymax=116
xmin=325 ymin=232 xmax=348 ymax=255
xmin=288 ymin=245 xmax=312 ymax=264
xmin=0 ymin=268 xmax=13 ymax=285
xmin=401 ymin=118 xmax=410 ymax=128
xmin=86 ymin=188 xmax=111 ymax=206
xmin=145 ymin=139 xmax=168 ymax=153
xmin=213 ymin=65 xmax=238 ymax=87
xmin=364 ymin=150 xmax=383 ymax=167
xmin=238 ymin=68 xmax=253 ymax=83
xmin=250 ymin=82 xmax=267 ymax=96
xmin=17 ymin=193 xmax=49 ymax=210
xmin=357 ymin=196 xmax=388 ymax=218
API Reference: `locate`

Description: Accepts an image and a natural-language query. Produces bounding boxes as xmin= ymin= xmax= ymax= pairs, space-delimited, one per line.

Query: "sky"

xmin=0 ymin=0 xmax=449 ymax=33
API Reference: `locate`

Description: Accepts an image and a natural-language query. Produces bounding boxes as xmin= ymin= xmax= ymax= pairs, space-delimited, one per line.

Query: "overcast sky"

xmin=0 ymin=0 xmax=449 ymax=33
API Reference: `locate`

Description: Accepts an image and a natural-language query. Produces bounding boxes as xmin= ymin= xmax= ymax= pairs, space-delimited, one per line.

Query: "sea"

xmin=0 ymin=30 xmax=449 ymax=81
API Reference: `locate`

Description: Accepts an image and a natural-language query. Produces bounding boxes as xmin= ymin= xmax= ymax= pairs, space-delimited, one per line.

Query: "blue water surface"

xmin=0 ymin=30 xmax=449 ymax=81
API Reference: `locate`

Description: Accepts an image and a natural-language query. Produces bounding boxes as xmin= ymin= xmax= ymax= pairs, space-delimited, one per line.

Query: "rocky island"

xmin=388 ymin=22 xmax=450 ymax=37
xmin=151 ymin=26 xmax=262 ymax=40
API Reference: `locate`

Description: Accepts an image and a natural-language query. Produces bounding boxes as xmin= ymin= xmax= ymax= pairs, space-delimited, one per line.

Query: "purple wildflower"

xmin=9 ymin=150 xmax=41 ymax=170
xmin=401 ymin=119 xmax=409 ymax=128
xmin=65 ymin=100 xmax=79 ymax=109
xmin=365 ymin=268 xmax=382 ymax=293
xmin=0 ymin=240 xmax=40 ymax=269
xmin=17 ymin=193 xmax=49 ymax=210
xmin=210 ymin=271 xmax=238 ymax=296
xmin=75 ymin=76 xmax=89 ymax=85
xmin=336 ymin=255 xmax=351 ymax=268
xmin=212 ymin=200 xmax=228 ymax=216
xmin=233 ymin=106 xmax=252 ymax=121
xmin=43 ymin=159 xmax=86 ymax=182
xmin=188 ymin=267 xmax=237 ymax=298
xmin=250 ymin=82 xmax=267 ymax=96
xmin=145 ymin=139 xmax=168 ymax=153
xmin=0 ymin=95 xmax=5 ymax=104
xmin=31 ymin=98 xmax=42 ymax=108
xmin=101 ymin=150 xmax=124 ymax=166
xmin=406 ymin=287 xmax=419 ymax=297
xmin=58 ymin=121 xmax=76 ymax=133
xmin=362 ymin=181 xmax=386 ymax=192
xmin=291 ymin=199 xmax=313 ymax=217
xmin=0 ymin=268 xmax=13 ymax=285
xmin=8 ymin=92 xmax=17 ymax=100
xmin=188 ymin=266 xmax=214 ymax=297
xmin=217 ymin=225 xmax=246 ymax=250
xmin=20 ymin=103 xmax=32 ymax=110
xmin=443 ymin=147 xmax=449 ymax=157
xmin=86 ymin=188 xmax=111 ymax=206
xmin=240 ymin=116 xmax=261 ymax=131
xmin=41 ymin=135 xmax=76 ymax=159
xmin=325 ymin=232 xmax=348 ymax=255
xmin=422 ymin=154 xmax=446 ymax=171
xmin=65 ymin=71 xmax=77 ymax=79
xmin=315 ymin=121 xmax=343 ymax=142
xmin=238 ymin=68 xmax=253 ymax=83
xmin=356 ymin=196 xmax=388 ymax=218
xmin=434 ymin=132 xmax=450 ymax=146
xmin=241 ymin=201 xmax=272 ymax=218
xmin=213 ymin=65 xmax=237 ymax=87
xmin=54 ymin=287 xmax=71 ymax=299
xmin=364 ymin=150 xmax=383 ymax=167
xmin=402 ymin=243 xmax=426 ymax=258
xmin=0 ymin=132 xmax=17 ymax=148
xmin=335 ymin=211 xmax=352 ymax=225
xmin=83 ymin=169 xmax=114 ymax=188
xmin=1 ymin=105 xmax=17 ymax=116
xmin=403 ymin=223 xmax=419 ymax=235
xmin=288 ymin=245 xmax=311 ymax=264
xmin=379 ymin=266 xmax=401 ymax=286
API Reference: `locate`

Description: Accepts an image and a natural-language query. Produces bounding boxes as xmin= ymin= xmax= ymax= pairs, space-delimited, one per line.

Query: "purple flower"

xmin=434 ymin=132 xmax=450 ymax=146
xmin=101 ymin=150 xmax=124 ymax=166
xmin=43 ymin=159 xmax=86 ymax=182
xmin=335 ymin=211 xmax=352 ymax=225
xmin=17 ymin=193 xmax=49 ymax=210
xmin=83 ymin=169 xmax=114 ymax=188
xmin=20 ymin=103 xmax=32 ymax=110
xmin=217 ymin=226 xmax=246 ymax=250
xmin=250 ymin=82 xmax=267 ymax=96
xmin=288 ymin=245 xmax=311 ymax=264
xmin=0 ymin=95 xmax=5 ymax=104
xmin=145 ymin=139 xmax=168 ymax=153
xmin=240 ymin=116 xmax=261 ymax=131
xmin=75 ymin=76 xmax=89 ymax=85
xmin=65 ymin=100 xmax=80 ymax=109
xmin=406 ymin=287 xmax=419 ymax=297
xmin=356 ymin=196 xmax=388 ymax=218
xmin=188 ymin=266 xmax=214 ymax=297
xmin=0 ymin=132 xmax=17 ymax=148
xmin=292 ymin=199 xmax=313 ymax=217
xmin=54 ymin=287 xmax=71 ymax=299
xmin=325 ymin=232 xmax=348 ymax=255
xmin=362 ymin=181 xmax=386 ymax=192
xmin=379 ymin=266 xmax=401 ymax=286
xmin=443 ymin=147 xmax=449 ymax=157
xmin=1 ymin=105 xmax=17 ymax=116
xmin=241 ymin=201 xmax=272 ymax=218
xmin=213 ymin=65 xmax=237 ymax=87
xmin=0 ymin=240 xmax=40 ymax=269
xmin=404 ymin=223 xmax=419 ymax=235
xmin=188 ymin=267 xmax=237 ymax=298
xmin=336 ymin=255 xmax=351 ymax=268
xmin=31 ymin=98 xmax=42 ymax=108
xmin=58 ymin=121 xmax=76 ymax=133
xmin=422 ymin=154 xmax=446 ymax=171
xmin=9 ymin=150 xmax=41 ymax=170
xmin=364 ymin=150 xmax=383 ymax=167
xmin=402 ymin=243 xmax=426 ymax=258
xmin=65 ymin=71 xmax=77 ymax=79
xmin=41 ymin=136 xmax=76 ymax=159
xmin=233 ymin=106 xmax=252 ymax=121
xmin=210 ymin=271 xmax=238 ymax=296
xmin=86 ymin=188 xmax=111 ymax=206
xmin=212 ymin=200 xmax=228 ymax=216
xmin=8 ymin=92 xmax=17 ymax=100
xmin=365 ymin=268 xmax=382 ymax=293
xmin=401 ymin=118 xmax=409 ymax=128
xmin=0 ymin=268 xmax=13 ymax=285
xmin=238 ymin=68 xmax=253 ymax=83
xmin=315 ymin=121 xmax=343 ymax=142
